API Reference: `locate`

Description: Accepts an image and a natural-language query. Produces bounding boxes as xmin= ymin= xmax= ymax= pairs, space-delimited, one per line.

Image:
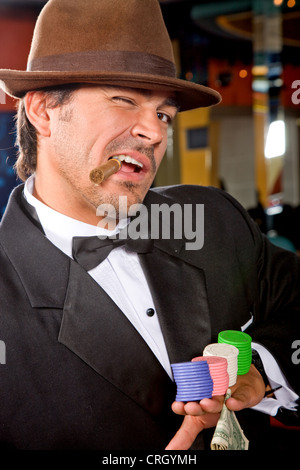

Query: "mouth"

xmin=109 ymin=155 xmax=143 ymax=174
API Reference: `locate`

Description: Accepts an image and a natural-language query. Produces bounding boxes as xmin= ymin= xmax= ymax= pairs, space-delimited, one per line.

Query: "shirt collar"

xmin=23 ymin=175 xmax=129 ymax=258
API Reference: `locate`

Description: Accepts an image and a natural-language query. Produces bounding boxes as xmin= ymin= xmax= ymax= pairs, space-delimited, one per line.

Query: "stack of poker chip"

xmin=192 ymin=356 xmax=229 ymax=396
xmin=218 ymin=330 xmax=252 ymax=375
xmin=171 ymin=360 xmax=213 ymax=402
xmin=203 ymin=343 xmax=239 ymax=386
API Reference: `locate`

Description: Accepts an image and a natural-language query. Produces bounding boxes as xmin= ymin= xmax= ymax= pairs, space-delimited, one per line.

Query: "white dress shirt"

xmin=23 ymin=176 xmax=298 ymax=414
xmin=24 ymin=176 xmax=172 ymax=378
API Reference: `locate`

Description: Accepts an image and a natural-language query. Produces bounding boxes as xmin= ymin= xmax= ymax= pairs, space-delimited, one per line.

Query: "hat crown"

xmin=27 ymin=0 xmax=175 ymax=72
xmin=0 ymin=0 xmax=221 ymax=109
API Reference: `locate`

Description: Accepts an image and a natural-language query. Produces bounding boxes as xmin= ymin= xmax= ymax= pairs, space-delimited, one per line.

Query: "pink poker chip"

xmin=192 ymin=355 xmax=229 ymax=396
xmin=192 ymin=356 xmax=227 ymax=365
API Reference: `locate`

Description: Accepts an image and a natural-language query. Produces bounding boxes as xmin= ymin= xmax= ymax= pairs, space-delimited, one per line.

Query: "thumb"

xmin=165 ymin=415 xmax=203 ymax=450
xmin=225 ymin=393 xmax=252 ymax=411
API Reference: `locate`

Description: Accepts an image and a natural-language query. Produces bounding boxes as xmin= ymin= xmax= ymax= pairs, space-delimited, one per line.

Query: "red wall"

xmin=0 ymin=9 xmax=37 ymax=110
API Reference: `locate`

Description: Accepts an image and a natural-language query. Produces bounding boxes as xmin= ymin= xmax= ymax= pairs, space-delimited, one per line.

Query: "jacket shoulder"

xmin=149 ymin=184 xmax=259 ymax=234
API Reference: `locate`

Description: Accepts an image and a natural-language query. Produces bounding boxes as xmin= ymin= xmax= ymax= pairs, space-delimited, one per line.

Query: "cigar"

xmin=89 ymin=158 xmax=122 ymax=185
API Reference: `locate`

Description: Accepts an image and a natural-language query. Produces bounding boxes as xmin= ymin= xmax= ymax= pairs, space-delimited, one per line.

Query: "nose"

xmin=131 ymin=109 xmax=163 ymax=145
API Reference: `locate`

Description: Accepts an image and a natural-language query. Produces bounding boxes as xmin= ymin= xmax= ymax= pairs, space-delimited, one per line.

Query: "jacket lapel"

xmin=58 ymin=260 xmax=175 ymax=415
xmin=139 ymin=189 xmax=212 ymax=364
xmin=0 ymin=186 xmax=70 ymax=308
xmin=140 ymin=249 xmax=211 ymax=365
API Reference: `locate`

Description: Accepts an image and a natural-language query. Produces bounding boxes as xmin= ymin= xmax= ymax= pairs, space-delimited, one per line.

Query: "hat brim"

xmin=0 ymin=70 xmax=221 ymax=111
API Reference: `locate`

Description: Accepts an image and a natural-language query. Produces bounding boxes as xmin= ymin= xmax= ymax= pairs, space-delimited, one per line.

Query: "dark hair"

xmin=14 ymin=85 xmax=77 ymax=181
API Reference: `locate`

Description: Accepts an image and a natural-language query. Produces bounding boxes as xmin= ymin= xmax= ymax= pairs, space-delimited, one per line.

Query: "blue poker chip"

xmin=172 ymin=373 xmax=212 ymax=380
xmin=171 ymin=361 xmax=214 ymax=402
xmin=176 ymin=388 xmax=213 ymax=395
xmin=176 ymin=387 xmax=212 ymax=393
xmin=173 ymin=371 xmax=212 ymax=379
xmin=176 ymin=393 xmax=213 ymax=401
xmin=175 ymin=380 xmax=213 ymax=387
xmin=177 ymin=386 xmax=213 ymax=391
xmin=172 ymin=370 xmax=210 ymax=377
xmin=171 ymin=365 xmax=210 ymax=372
xmin=171 ymin=362 xmax=209 ymax=369
xmin=174 ymin=379 xmax=213 ymax=386
xmin=173 ymin=374 xmax=212 ymax=384
xmin=176 ymin=384 xmax=213 ymax=391
xmin=171 ymin=364 xmax=210 ymax=375
xmin=176 ymin=389 xmax=213 ymax=396
xmin=174 ymin=382 xmax=213 ymax=389
xmin=171 ymin=361 xmax=209 ymax=369
xmin=175 ymin=382 xmax=213 ymax=388
xmin=173 ymin=368 xmax=212 ymax=374
xmin=173 ymin=378 xmax=212 ymax=384
xmin=172 ymin=364 xmax=210 ymax=370
xmin=176 ymin=382 xmax=213 ymax=393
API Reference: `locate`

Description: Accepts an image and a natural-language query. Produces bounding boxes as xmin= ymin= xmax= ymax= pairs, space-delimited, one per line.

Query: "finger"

xmin=226 ymin=365 xmax=266 ymax=411
xmin=198 ymin=395 xmax=224 ymax=413
xmin=171 ymin=401 xmax=189 ymax=415
xmin=183 ymin=396 xmax=224 ymax=415
xmin=165 ymin=415 xmax=204 ymax=450
xmin=171 ymin=396 xmax=224 ymax=416
xmin=183 ymin=401 xmax=206 ymax=416
xmin=171 ymin=400 xmax=206 ymax=416
xmin=225 ymin=395 xmax=249 ymax=411
xmin=165 ymin=412 xmax=221 ymax=450
xmin=226 ymin=386 xmax=261 ymax=411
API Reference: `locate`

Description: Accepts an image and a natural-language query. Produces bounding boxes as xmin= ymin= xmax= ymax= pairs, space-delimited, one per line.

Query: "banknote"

xmin=211 ymin=389 xmax=249 ymax=450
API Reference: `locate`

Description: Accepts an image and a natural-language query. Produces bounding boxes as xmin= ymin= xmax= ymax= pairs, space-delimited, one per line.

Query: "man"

xmin=0 ymin=0 xmax=299 ymax=451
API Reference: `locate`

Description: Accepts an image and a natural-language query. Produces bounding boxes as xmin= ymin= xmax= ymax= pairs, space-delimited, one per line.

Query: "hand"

xmin=165 ymin=364 xmax=266 ymax=450
xmin=226 ymin=364 xmax=266 ymax=411
xmin=165 ymin=395 xmax=223 ymax=450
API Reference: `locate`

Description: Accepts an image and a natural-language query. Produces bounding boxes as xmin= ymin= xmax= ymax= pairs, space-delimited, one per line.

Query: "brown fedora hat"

xmin=0 ymin=0 xmax=221 ymax=111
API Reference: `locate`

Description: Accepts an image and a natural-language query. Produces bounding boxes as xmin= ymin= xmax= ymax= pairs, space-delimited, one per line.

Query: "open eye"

xmin=157 ymin=112 xmax=172 ymax=124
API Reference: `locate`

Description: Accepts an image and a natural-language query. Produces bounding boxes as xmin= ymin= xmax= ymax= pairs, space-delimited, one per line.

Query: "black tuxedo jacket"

xmin=0 ymin=184 xmax=299 ymax=450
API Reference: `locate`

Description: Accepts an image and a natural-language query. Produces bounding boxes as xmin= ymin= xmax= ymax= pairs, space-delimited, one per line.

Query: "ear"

xmin=24 ymin=91 xmax=51 ymax=137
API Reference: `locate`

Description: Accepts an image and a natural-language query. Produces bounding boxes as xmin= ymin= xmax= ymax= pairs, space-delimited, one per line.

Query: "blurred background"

xmin=1 ymin=0 xmax=300 ymax=250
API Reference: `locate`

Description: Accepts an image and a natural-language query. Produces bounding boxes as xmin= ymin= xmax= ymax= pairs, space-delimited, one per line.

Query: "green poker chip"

xmin=218 ymin=330 xmax=252 ymax=345
xmin=218 ymin=330 xmax=252 ymax=375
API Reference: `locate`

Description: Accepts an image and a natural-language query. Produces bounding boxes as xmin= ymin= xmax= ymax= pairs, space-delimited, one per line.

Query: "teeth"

xmin=112 ymin=155 xmax=143 ymax=168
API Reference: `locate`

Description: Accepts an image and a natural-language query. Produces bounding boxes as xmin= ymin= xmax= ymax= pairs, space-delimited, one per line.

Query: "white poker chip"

xmin=203 ymin=343 xmax=239 ymax=386
xmin=203 ymin=343 xmax=239 ymax=357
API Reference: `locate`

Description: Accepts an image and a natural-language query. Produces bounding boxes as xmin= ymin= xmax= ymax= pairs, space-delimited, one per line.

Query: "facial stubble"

xmin=54 ymin=110 xmax=157 ymax=219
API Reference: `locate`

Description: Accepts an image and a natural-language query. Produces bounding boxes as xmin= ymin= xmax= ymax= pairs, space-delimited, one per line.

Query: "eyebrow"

xmin=137 ymin=88 xmax=179 ymax=110
xmin=106 ymin=85 xmax=180 ymax=111
xmin=163 ymin=96 xmax=180 ymax=112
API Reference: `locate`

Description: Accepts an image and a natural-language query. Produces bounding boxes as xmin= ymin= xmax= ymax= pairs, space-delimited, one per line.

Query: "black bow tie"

xmin=72 ymin=231 xmax=153 ymax=271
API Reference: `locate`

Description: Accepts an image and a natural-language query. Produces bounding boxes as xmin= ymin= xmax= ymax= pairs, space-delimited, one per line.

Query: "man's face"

xmin=38 ymin=85 xmax=178 ymax=223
